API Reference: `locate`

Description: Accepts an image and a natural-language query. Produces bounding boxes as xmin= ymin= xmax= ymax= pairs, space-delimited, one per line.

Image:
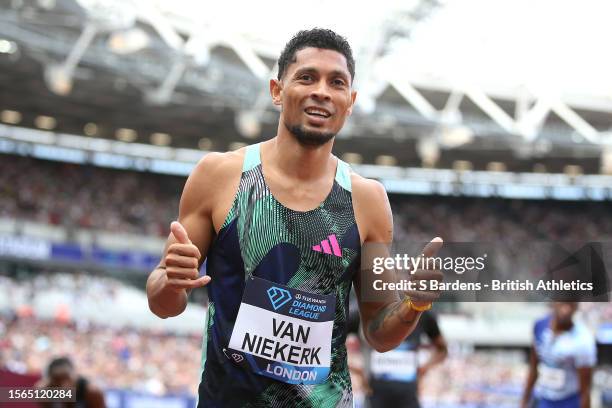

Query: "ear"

xmin=270 ymin=79 xmax=282 ymax=106
xmin=346 ymin=90 xmax=357 ymax=116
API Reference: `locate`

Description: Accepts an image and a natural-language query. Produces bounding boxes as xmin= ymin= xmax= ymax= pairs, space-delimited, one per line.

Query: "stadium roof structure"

xmin=0 ymin=0 xmax=610 ymax=173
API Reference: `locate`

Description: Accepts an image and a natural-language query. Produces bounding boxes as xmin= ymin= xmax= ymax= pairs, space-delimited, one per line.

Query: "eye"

xmin=332 ymin=78 xmax=347 ymax=87
xmin=298 ymin=74 xmax=313 ymax=81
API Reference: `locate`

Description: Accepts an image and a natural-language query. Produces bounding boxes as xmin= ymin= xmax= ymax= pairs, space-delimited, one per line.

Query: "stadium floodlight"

xmin=342 ymin=153 xmax=363 ymax=164
xmin=198 ymin=138 xmax=213 ymax=150
xmin=0 ymin=39 xmax=18 ymax=55
xmin=375 ymin=155 xmax=398 ymax=166
xmin=1 ymin=110 xmax=22 ymax=125
xmin=35 ymin=115 xmax=57 ymax=130
xmin=228 ymin=142 xmax=247 ymax=151
xmin=235 ymin=111 xmax=261 ymax=139
xmin=150 ymin=132 xmax=171 ymax=146
xmin=439 ymin=125 xmax=474 ymax=148
xmin=108 ymin=27 xmax=150 ymax=55
xmin=44 ymin=64 xmax=73 ymax=96
xmin=115 ymin=128 xmax=137 ymax=142
xmin=601 ymin=147 xmax=612 ymax=174
xmin=486 ymin=162 xmax=507 ymax=172
xmin=84 ymin=123 xmax=98 ymax=136
xmin=453 ymin=160 xmax=473 ymax=171
xmin=417 ymin=136 xmax=440 ymax=167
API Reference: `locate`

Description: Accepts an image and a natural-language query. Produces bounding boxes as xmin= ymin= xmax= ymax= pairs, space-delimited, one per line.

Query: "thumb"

xmin=171 ymin=221 xmax=191 ymax=244
xmin=421 ymin=237 xmax=443 ymax=258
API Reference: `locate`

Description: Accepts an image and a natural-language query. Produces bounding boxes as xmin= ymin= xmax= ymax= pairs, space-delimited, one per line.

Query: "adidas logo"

xmin=312 ymin=234 xmax=342 ymax=257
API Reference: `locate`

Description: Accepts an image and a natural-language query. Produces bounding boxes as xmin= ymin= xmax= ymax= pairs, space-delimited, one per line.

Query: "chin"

xmin=286 ymin=123 xmax=336 ymax=147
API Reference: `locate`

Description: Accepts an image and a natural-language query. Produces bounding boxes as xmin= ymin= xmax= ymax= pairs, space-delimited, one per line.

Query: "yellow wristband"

xmin=402 ymin=295 xmax=432 ymax=312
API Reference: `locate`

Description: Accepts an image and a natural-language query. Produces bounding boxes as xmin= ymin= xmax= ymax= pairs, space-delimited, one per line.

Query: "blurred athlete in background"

xmin=521 ymin=302 xmax=597 ymax=408
xmin=369 ymin=310 xmax=447 ymax=408
xmin=37 ymin=356 xmax=106 ymax=408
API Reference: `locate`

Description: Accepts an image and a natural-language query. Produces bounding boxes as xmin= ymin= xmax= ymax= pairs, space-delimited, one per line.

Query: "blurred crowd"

xmin=0 ymin=273 xmax=121 ymax=313
xmin=1 ymin=155 xmax=611 ymax=404
xmin=0 ymin=313 xmax=201 ymax=395
xmin=0 ymin=155 xmax=181 ymax=237
xmin=2 ymin=155 xmax=612 ymax=244
xmin=1 ymin=271 xmax=610 ymax=403
xmin=419 ymin=349 xmax=526 ymax=407
xmin=392 ymin=196 xmax=612 ymax=243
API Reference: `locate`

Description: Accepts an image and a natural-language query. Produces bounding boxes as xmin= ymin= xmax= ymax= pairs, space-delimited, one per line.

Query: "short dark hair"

xmin=277 ymin=28 xmax=355 ymax=83
xmin=47 ymin=356 xmax=73 ymax=376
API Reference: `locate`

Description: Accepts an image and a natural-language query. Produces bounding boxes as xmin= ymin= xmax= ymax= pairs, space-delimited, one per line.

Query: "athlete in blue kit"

xmin=521 ymin=302 xmax=597 ymax=408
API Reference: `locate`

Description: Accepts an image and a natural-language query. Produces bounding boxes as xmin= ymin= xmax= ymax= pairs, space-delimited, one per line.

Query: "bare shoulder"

xmin=191 ymin=149 xmax=245 ymax=182
xmin=185 ymin=149 xmax=245 ymax=196
xmin=350 ymin=171 xmax=388 ymax=206
xmin=350 ymin=171 xmax=393 ymax=243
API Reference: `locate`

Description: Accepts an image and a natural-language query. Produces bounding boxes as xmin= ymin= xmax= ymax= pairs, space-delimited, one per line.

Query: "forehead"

xmin=50 ymin=367 xmax=72 ymax=378
xmin=287 ymin=47 xmax=350 ymax=77
xmin=553 ymin=302 xmax=577 ymax=310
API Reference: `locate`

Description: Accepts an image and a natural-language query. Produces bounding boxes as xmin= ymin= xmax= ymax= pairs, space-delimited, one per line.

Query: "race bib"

xmin=370 ymin=350 xmax=418 ymax=382
xmin=538 ymin=363 xmax=566 ymax=390
xmin=227 ymin=276 xmax=335 ymax=385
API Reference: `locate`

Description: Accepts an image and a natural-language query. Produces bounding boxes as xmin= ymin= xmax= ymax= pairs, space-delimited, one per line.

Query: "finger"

xmin=165 ymin=253 xmax=199 ymax=269
xmin=171 ymin=221 xmax=191 ymax=245
xmin=403 ymin=290 xmax=441 ymax=302
xmin=421 ymin=237 xmax=443 ymax=258
xmin=410 ymin=269 xmax=444 ymax=282
xmin=167 ymin=267 xmax=200 ymax=280
xmin=168 ymin=243 xmax=201 ymax=259
xmin=167 ymin=275 xmax=211 ymax=290
xmin=191 ymin=275 xmax=211 ymax=288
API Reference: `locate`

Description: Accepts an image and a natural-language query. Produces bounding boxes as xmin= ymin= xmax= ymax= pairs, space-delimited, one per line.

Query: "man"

xmin=147 ymin=28 xmax=443 ymax=407
xmin=521 ymin=302 xmax=597 ymax=408
xmin=36 ymin=357 xmax=106 ymax=408
xmin=369 ymin=310 xmax=447 ymax=408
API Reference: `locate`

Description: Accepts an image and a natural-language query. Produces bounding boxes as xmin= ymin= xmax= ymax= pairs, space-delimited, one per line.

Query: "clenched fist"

xmin=162 ymin=221 xmax=211 ymax=293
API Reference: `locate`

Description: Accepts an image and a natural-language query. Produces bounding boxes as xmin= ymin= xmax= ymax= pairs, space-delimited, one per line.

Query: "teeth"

xmin=306 ymin=108 xmax=330 ymax=117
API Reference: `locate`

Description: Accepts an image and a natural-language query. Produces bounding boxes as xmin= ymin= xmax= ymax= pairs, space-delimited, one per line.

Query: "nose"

xmin=310 ymin=80 xmax=331 ymax=101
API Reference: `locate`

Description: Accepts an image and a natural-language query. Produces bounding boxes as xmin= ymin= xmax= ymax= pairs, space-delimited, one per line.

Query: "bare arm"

xmin=577 ymin=366 xmax=592 ymax=408
xmin=86 ymin=385 xmax=107 ymax=408
xmin=418 ymin=334 xmax=448 ymax=378
xmin=352 ymin=178 xmax=443 ymax=352
xmin=521 ymin=345 xmax=539 ymax=408
xmin=146 ymin=153 xmax=222 ymax=318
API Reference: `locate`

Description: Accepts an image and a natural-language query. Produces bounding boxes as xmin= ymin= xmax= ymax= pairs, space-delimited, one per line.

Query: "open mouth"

xmin=304 ymin=107 xmax=331 ymax=118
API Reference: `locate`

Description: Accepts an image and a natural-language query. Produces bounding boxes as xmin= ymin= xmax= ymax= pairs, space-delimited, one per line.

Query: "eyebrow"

xmin=294 ymin=67 xmax=350 ymax=81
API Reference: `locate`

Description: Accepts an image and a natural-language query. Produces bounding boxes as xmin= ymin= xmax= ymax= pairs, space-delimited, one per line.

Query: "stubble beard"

xmin=285 ymin=122 xmax=336 ymax=147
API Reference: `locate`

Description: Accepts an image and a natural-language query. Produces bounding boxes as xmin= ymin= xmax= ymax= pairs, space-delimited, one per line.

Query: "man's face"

xmin=271 ymin=47 xmax=356 ymax=146
xmin=49 ymin=365 xmax=74 ymax=387
xmin=552 ymin=301 xmax=577 ymax=326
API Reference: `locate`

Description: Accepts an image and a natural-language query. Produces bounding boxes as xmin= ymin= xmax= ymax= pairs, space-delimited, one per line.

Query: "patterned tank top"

xmin=197 ymin=143 xmax=361 ymax=407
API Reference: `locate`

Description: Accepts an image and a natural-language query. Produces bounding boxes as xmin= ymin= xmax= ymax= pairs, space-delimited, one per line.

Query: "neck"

xmin=551 ymin=318 xmax=573 ymax=333
xmin=266 ymin=122 xmax=336 ymax=181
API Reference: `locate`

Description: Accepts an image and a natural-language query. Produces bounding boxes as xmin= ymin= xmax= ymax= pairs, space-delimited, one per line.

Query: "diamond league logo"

xmin=267 ymin=286 xmax=292 ymax=310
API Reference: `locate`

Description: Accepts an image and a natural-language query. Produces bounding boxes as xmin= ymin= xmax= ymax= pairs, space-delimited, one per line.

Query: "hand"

xmin=403 ymin=237 xmax=444 ymax=308
xmin=417 ymin=364 xmax=431 ymax=379
xmin=162 ymin=221 xmax=210 ymax=293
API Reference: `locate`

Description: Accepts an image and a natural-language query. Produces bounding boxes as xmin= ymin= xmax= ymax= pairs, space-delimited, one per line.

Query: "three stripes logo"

xmin=312 ymin=234 xmax=342 ymax=257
